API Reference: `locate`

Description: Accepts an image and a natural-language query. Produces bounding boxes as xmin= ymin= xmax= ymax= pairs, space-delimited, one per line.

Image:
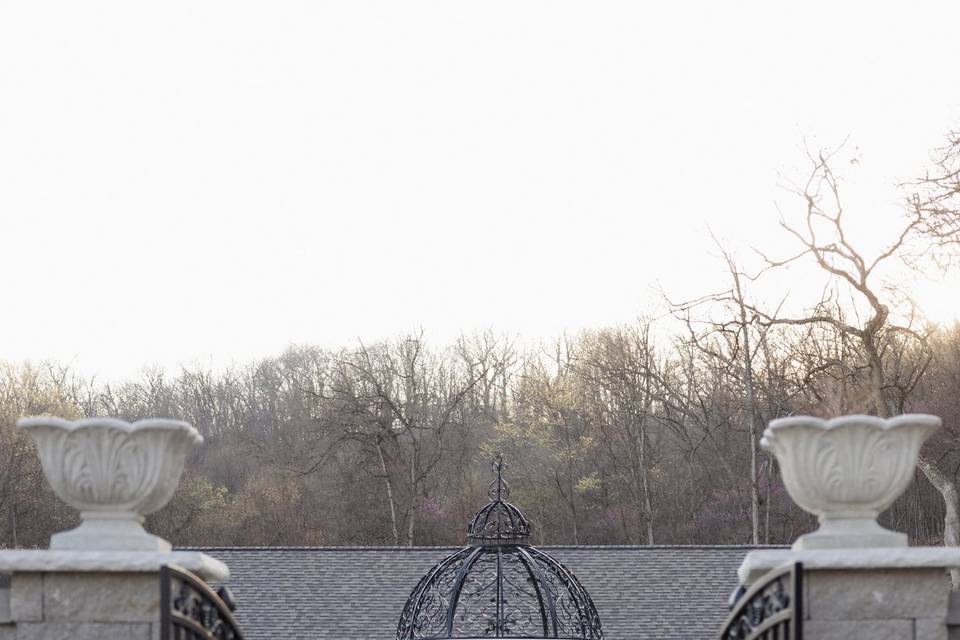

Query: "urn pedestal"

xmin=17 ymin=416 xmax=202 ymax=552
xmin=738 ymin=413 xmax=960 ymax=639
xmin=760 ymin=414 xmax=940 ymax=550
xmin=0 ymin=416 xmax=227 ymax=640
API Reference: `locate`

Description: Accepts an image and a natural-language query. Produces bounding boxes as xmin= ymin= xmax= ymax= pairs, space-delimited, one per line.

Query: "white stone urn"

xmin=761 ymin=414 xmax=940 ymax=550
xmin=17 ymin=416 xmax=202 ymax=552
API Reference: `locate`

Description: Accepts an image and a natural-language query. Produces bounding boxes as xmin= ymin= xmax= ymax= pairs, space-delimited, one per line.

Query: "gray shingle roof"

xmin=192 ymin=545 xmax=774 ymax=640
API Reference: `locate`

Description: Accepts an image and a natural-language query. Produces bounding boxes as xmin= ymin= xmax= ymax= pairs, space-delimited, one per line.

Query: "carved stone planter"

xmin=761 ymin=414 xmax=940 ymax=550
xmin=17 ymin=416 xmax=203 ymax=552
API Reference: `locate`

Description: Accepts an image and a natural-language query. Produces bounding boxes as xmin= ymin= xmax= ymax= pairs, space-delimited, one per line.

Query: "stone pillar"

xmin=0 ymin=417 xmax=230 ymax=640
xmin=0 ymin=552 xmax=227 ymax=639
xmin=740 ymin=548 xmax=960 ymax=640
xmin=738 ymin=414 xmax=960 ymax=640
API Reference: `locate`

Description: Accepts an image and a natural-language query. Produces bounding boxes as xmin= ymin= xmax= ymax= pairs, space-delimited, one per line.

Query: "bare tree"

xmin=666 ymin=240 xmax=782 ymax=545
xmin=911 ymin=130 xmax=960 ymax=258
xmin=753 ymin=149 xmax=958 ymax=579
xmin=335 ymin=333 xmax=490 ymax=546
xmin=574 ymin=324 xmax=659 ymax=544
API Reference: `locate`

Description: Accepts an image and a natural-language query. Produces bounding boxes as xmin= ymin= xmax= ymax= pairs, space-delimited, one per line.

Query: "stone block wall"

xmin=0 ymin=572 xmax=161 ymax=640
xmin=803 ymin=568 xmax=950 ymax=640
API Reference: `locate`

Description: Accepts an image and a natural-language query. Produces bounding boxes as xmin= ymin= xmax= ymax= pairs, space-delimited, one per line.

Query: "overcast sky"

xmin=2 ymin=1 xmax=959 ymax=381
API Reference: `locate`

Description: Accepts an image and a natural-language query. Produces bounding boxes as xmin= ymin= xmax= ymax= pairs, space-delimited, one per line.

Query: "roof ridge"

xmin=179 ymin=544 xmax=787 ymax=552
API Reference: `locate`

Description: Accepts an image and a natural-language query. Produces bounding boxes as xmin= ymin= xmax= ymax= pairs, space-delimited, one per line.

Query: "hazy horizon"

xmin=3 ymin=1 xmax=960 ymax=381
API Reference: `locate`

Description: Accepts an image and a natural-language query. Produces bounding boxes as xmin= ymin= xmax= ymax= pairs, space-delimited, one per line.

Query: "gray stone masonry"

xmin=0 ymin=572 xmax=160 ymax=640
xmin=804 ymin=568 xmax=951 ymax=640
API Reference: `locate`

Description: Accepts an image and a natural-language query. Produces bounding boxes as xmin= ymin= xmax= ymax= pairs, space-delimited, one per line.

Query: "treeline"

xmin=3 ymin=139 xmax=960 ymax=549
xmin=0 ymin=316 xmax=957 ymax=549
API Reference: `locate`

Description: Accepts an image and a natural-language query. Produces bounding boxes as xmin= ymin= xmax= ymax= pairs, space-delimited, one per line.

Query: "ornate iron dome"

xmin=466 ymin=457 xmax=532 ymax=545
xmin=396 ymin=458 xmax=603 ymax=640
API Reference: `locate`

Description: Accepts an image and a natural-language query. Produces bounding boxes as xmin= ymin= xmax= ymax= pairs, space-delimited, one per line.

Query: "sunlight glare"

xmin=910 ymin=276 xmax=960 ymax=327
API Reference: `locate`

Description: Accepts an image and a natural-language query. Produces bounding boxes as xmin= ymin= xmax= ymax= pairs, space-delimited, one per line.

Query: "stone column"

xmin=0 ymin=551 xmax=227 ymax=640
xmin=738 ymin=414 xmax=959 ymax=640
xmin=740 ymin=548 xmax=960 ymax=640
xmin=0 ymin=417 xmax=229 ymax=640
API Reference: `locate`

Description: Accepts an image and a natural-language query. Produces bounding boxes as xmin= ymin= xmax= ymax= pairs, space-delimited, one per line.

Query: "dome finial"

xmin=468 ymin=455 xmax=530 ymax=545
xmin=489 ymin=453 xmax=509 ymax=502
xmin=398 ymin=456 xmax=603 ymax=640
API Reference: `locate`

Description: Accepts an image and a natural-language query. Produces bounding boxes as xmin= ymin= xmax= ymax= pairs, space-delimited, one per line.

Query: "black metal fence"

xmin=718 ymin=562 xmax=802 ymax=640
xmin=160 ymin=564 xmax=245 ymax=640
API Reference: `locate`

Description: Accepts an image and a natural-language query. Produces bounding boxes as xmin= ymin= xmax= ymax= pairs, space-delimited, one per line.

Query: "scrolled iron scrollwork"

xmin=161 ymin=564 xmax=245 ymax=640
xmin=397 ymin=458 xmax=603 ymax=640
xmin=719 ymin=562 xmax=802 ymax=640
xmin=525 ymin=547 xmax=602 ymax=640
xmin=467 ymin=457 xmax=532 ymax=545
xmin=396 ymin=545 xmax=603 ymax=640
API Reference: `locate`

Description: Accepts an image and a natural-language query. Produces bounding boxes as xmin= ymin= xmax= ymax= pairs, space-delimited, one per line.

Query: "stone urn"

xmin=17 ymin=416 xmax=203 ymax=552
xmin=761 ymin=414 xmax=940 ymax=550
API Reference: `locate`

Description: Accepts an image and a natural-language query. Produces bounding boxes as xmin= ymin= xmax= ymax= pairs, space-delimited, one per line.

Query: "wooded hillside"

xmin=3 ymin=143 xmax=960 ymax=549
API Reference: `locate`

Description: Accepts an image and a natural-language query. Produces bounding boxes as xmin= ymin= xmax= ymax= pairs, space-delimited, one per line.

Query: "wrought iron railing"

xmin=160 ymin=564 xmax=245 ymax=640
xmin=718 ymin=562 xmax=802 ymax=640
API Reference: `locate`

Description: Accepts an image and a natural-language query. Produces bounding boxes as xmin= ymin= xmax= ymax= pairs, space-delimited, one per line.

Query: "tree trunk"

xmin=562 ymin=451 xmax=580 ymax=545
xmin=731 ymin=265 xmax=760 ymax=545
xmin=406 ymin=498 xmax=418 ymax=547
xmin=917 ymin=456 xmax=960 ymax=589
xmin=868 ymin=345 xmax=960 ymax=589
xmin=638 ymin=355 xmax=656 ymax=545
xmin=406 ymin=451 xmax=418 ymax=547
xmin=764 ymin=466 xmax=771 ymax=544
xmin=636 ymin=413 xmax=655 ymax=543
xmin=570 ymin=500 xmax=579 ymax=545
xmin=639 ymin=426 xmax=655 ymax=545
xmin=375 ymin=439 xmax=400 ymax=545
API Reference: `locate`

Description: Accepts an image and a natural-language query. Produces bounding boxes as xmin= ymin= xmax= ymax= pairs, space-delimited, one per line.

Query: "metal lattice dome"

xmin=396 ymin=459 xmax=603 ymax=640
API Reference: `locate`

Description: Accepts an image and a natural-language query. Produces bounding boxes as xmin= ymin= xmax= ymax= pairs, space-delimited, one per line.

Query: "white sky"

xmin=2 ymin=1 xmax=959 ymax=381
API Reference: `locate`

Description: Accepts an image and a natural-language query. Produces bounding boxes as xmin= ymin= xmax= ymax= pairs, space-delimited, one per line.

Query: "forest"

xmin=3 ymin=139 xmax=960 ymax=551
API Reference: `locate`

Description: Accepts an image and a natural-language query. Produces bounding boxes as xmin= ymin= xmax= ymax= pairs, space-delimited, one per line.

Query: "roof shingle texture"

xmin=194 ymin=545 xmax=768 ymax=640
